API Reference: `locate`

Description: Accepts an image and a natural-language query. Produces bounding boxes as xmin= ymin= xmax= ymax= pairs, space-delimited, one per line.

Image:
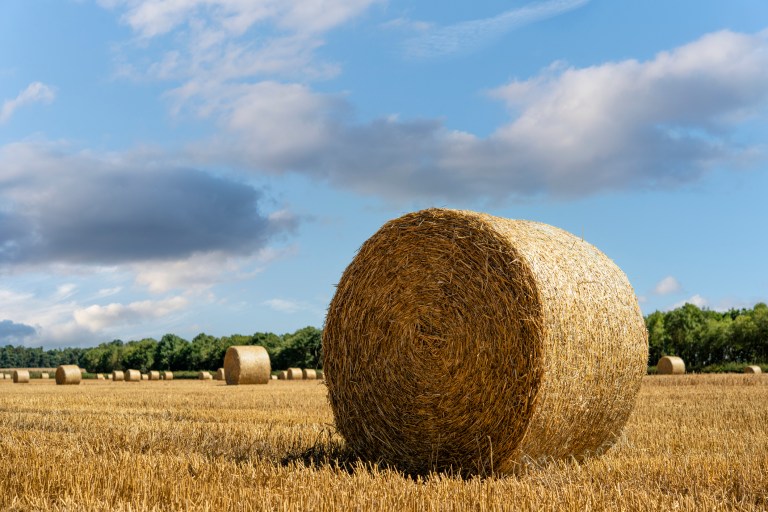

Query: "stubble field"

xmin=0 ymin=374 xmax=766 ymax=511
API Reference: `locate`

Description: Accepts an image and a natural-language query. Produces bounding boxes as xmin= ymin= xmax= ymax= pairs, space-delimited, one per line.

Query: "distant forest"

xmin=2 ymin=302 xmax=767 ymax=373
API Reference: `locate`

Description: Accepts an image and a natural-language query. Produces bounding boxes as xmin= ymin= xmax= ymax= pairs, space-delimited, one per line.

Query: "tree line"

xmin=0 ymin=326 xmax=322 ymax=374
xmin=2 ymin=302 xmax=767 ymax=374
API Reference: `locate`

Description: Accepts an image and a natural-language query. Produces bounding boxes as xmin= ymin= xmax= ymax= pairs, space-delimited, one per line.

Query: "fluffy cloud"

xmin=0 ymin=82 xmax=56 ymax=124
xmin=0 ymin=141 xmax=295 ymax=267
xmin=0 ymin=319 xmax=37 ymax=343
xmin=654 ymin=276 xmax=682 ymax=295
xmin=671 ymin=294 xmax=708 ymax=310
xmin=73 ymin=296 xmax=187 ymax=331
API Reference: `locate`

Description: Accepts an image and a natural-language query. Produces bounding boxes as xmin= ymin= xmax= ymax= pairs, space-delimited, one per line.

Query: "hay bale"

xmin=125 ymin=369 xmax=141 ymax=382
xmin=277 ymin=370 xmax=288 ymax=380
xmin=198 ymin=371 xmax=212 ymax=380
xmin=54 ymin=365 xmax=81 ymax=385
xmin=215 ymin=368 xmax=225 ymax=381
xmin=744 ymin=365 xmax=762 ymax=374
xmin=40 ymin=373 xmax=50 ymax=379
xmin=112 ymin=371 xmax=125 ymax=381
xmin=223 ymin=346 xmax=270 ymax=385
xmin=657 ymin=356 xmax=686 ymax=375
xmin=302 ymin=368 xmax=317 ymax=380
xmin=286 ymin=368 xmax=302 ymax=380
xmin=12 ymin=370 xmax=30 ymax=383
xmin=141 ymin=374 xmax=149 ymax=380
xmin=323 ymin=208 xmax=648 ymax=475
xmin=162 ymin=371 xmax=174 ymax=380
xmin=271 ymin=374 xmax=278 ymax=380
xmin=148 ymin=370 xmax=160 ymax=381
xmin=96 ymin=373 xmax=105 ymax=380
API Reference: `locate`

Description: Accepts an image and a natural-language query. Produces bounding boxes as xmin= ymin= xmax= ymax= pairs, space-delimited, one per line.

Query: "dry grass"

xmin=0 ymin=375 xmax=765 ymax=511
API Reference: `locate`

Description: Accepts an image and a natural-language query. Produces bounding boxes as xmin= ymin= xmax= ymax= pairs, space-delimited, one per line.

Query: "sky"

xmin=1 ymin=0 xmax=768 ymax=349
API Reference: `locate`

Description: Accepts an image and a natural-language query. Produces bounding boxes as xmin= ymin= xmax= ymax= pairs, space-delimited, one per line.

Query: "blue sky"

xmin=1 ymin=0 xmax=767 ymax=348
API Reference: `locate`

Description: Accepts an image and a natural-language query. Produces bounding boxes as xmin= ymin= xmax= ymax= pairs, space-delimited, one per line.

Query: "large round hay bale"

xmin=148 ymin=370 xmax=160 ymax=380
xmin=215 ymin=368 xmax=225 ymax=381
xmin=657 ymin=356 xmax=685 ymax=375
xmin=302 ymin=368 xmax=317 ymax=380
xmin=125 ymin=369 xmax=141 ymax=382
xmin=198 ymin=371 xmax=212 ymax=380
xmin=277 ymin=370 xmax=288 ymax=380
xmin=324 ymin=208 xmax=648 ymax=475
xmin=223 ymin=346 xmax=271 ymax=385
xmin=162 ymin=371 xmax=174 ymax=380
xmin=12 ymin=370 xmax=30 ymax=383
xmin=55 ymin=365 xmax=81 ymax=385
xmin=286 ymin=368 xmax=302 ymax=380
xmin=744 ymin=365 xmax=762 ymax=374
xmin=112 ymin=370 xmax=125 ymax=381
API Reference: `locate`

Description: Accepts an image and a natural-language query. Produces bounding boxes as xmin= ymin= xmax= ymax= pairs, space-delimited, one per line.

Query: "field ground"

xmin=0 ymin=375 xmax=766 ymax=511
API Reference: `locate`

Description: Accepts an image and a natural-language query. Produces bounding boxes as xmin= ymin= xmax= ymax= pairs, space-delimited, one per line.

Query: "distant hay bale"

xmin=12 ymin=370 xmax=30 ymax=383
xmin=125 ymin=369 xmax=141 ymax=382
xmin=149 ymin=371 xmax=160 ymax=380
xmin=323 ymin=208 xmax=648 ymax=475
xmin=286 ymin=368 xmax=302 ymax=380
xmin=271 ymin=375 xmax=278 ymax=380
xmin=744 ymin=365 xmax=762 ymax=374
xmin=162 ymin=371 xmax=174 ymax=380
xmin=40 ymin=373 xmax=50 ymax=379
xmin=112 ymin=371 xmax=125 ymax=381
xmin=223 ymin=346 xmax=271 ymax=385
xmin=55 ymin=365 xmax=81 ymax=385
xmin=141 ymin=374 xmax=149 ymax=380
xmin=96 ymin=373 xmax=105 ymax=380
xmin=198 ymin=371 xmax=212 ymax=380
xmin=278 ymin=371 xmax=287 ymax=380
xmin=215 ymin=368 xmax=225 ymax=381
xmin=302 ymin=368 xmax=317 ymax=380
xmin=658 ymin=356 xmax=686 ymax=375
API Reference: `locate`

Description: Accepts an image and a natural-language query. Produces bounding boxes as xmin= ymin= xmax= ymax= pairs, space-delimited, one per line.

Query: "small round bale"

xmin=198 ymin=371 xmax=212 ymax=380
xmin=125 ymin=369 xmax=141 ymax=382
xmin=223 ymin=346 xmax=271 ymax=385
xmin=744 ymin=365 xmax=762 ymax=374
xmin=141 ymin=374 xmax=149 ymax=380
xmin=40 ymin=373 xmax=50 ymax=379
xmin=271 ymin=374 xmax=278 ymax=380
xmin=278 ymin=370 xmax=288 ymax=380
xmin=148 ymin=370 xmax=160 ymax=381
xmin=54 ymin=365 xmax=81 ymax=385
xmin=323 ymin=208 xmax=648 ymax=475
xmin=162 ymin=371 xmax=174 ymax=380
xmin=96 ymin=373 xmax=105 ymax=380
xmin=112 ymin=370 xmax=125 ymax=381
xmin=215 ymin=368 xmax=225 ymax=381
xmin=302 ymin=368 xmax=317 ymax=380
xmin=657 ymin=356 xmax=686 ymax=375
xmin=286 ymin=367 xmax=302 ymax=380
xmin=13 ymin=370 xmax=30 ymax=383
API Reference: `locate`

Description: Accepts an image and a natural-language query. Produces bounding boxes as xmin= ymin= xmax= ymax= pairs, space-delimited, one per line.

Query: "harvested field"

xmin=0 ymin=375 xmax=765 ymax=511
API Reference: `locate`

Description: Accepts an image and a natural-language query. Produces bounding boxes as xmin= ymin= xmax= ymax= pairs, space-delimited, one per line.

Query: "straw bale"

xmin=125 ymin=369 xmax=141 ymax=382
xmin=323 ymin=208 xmax=648 ymax=476
xmin=278 ymin=370 xmax=288 ymax=380
xmin=286 ymin=367 xmax=302 ymax=380
xmin=40 ymin=373 xmax=50 ymax=379
xmin=112 ymin=371 xmax=125 ymax=381
xmin=148 ymin=370 xmax=160 ymax=380
xmin=744 ymin=365 xmax=762 ymax=374
xmin=96 ymin=373 xmax=105 ymax=380
xmin=12 ymin=370 xmax=30 ymax=383
xmin=215 ymin=368 xmax=225 ymax=381
xmin=163 ymin=371 xmax=174 ymax=380
xmin=302 ymin=368 xmax=317 ymax=380
xmin=223 ymin=346 xmax=270 ymax=385
xmin=657 ymin=356 xmax=685 ymax=375
xmin=141 ymin=374 xmax=149 ymax=380
xmin=55 ymin=366 xmax=81 ymax=385
xmin=198 ymin=371 xmax=212 ymax=380
xmin=271 ymin=374 xmax=278 ymax=380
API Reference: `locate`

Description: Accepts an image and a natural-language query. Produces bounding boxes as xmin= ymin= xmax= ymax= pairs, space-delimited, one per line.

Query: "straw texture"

xmin=125 ymin=369 xmax=141 ymax=382
xmin=163 ymin=371 xmax=174 ymax=380
xmin=112 ymin=371 xmax=125 ymax=381
xmin=302 ymin=369 xmax=317 ymax=380
xmin=215 ymin=368 xmax=225 ymax=381
xmin=286 ymin=368 xmax=302 ymax=380
xmin=324 ymin=208 xmax=648 ymax=476
xmin=223 ymin=346 xmax=271 ymax=385
xmin=744 ymin=365 xmax=762 ymax=374
xmin=56 ymin=364 xmax=83 ymax=386
xmin=12 ymin=370 xmax=30 ymax=383
xmin=149 ymin=371 xmax=160 ymax=380
xmin=657 ymin=356 xmax=686 ymax=375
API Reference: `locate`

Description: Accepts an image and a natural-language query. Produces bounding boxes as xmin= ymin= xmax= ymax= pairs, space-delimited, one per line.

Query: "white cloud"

xmin=403 ymin=0 xmax=589 ymax=59
xmin=55 ymin=283 xmax=78 ymax=300
xmin=654 ymin=276 xmax=681 ymax=295
xmin=671 ymin=294 xmax=709 ymax=310
xmin=73 ymin=296 xmax=188 ymax=331
xmin=0 ymin=82 xmax=56 ymax=123
xmin=262 ymin=297 xmax=322 ymax=316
